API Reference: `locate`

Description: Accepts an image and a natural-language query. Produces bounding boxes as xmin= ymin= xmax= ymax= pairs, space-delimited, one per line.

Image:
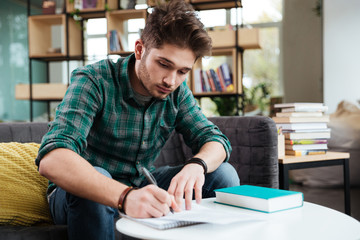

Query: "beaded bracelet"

xmin=184 ymin=157 xmax=208 ymax=175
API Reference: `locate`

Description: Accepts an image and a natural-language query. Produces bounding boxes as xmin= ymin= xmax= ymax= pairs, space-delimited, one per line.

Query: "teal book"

xmin=214 ymin=185 xmax=303 ymax=213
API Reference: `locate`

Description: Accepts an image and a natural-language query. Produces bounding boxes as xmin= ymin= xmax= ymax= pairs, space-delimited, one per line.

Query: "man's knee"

xmin=203 ymin=162 xmax=240 ymax=198
xmin=212 ymin=162 xmax=240 ymax=187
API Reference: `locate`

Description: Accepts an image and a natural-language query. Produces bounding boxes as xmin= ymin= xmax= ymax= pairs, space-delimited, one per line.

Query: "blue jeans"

xmin=48 ymin=163 xmax=239 ymax=240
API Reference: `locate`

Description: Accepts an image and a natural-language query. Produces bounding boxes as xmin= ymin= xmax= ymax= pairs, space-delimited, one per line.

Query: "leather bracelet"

xmin=184 ymin=157 xmax=208 ymax=175
xmin=118 ymin=186 xmax=137 ymax=214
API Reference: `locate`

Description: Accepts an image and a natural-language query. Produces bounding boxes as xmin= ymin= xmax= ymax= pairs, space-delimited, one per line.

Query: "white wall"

xmin=324 ymin=0 xmax=360 ymax=113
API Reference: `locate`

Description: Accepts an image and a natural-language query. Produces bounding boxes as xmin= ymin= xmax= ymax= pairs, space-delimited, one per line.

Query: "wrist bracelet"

xmin=185 ymin=157 xmax=208 ymax=175
xmin=118 ymin=186 xmax=137 ymax=214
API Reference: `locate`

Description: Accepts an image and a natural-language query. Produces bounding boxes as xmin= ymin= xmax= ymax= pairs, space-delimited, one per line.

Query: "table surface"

xmin=116 ymin=198 xmax=360 ymax=240
xmin=278 ymin=151 xmax=350 ymax=164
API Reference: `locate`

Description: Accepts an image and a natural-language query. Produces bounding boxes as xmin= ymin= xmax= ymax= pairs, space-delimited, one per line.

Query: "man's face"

xmin=135 ymin=43 xmax=196 ymax=99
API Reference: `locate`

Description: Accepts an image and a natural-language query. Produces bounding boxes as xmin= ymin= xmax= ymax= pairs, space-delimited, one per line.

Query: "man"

xmin=36 ymin=1 xmax=240 ymax=239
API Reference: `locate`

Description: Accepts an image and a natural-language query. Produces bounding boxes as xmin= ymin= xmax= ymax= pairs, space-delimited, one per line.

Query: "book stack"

xmin=193 ymin=63 xmax=234 ymax=93
xmin=272 ymin=103 xmax=330 ymax=156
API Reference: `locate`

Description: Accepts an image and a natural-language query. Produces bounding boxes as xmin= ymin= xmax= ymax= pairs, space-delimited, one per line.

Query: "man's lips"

xmin=157 ymin=85 xmax=172 ymax=93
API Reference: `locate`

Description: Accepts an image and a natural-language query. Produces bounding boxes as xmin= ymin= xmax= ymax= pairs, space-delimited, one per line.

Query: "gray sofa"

xmin=0 ymin=116 xmax=278 ymax=240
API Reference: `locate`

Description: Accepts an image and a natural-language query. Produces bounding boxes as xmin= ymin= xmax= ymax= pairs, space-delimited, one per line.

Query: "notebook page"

xmin=120 ymin=202 xmax=261 ymax=230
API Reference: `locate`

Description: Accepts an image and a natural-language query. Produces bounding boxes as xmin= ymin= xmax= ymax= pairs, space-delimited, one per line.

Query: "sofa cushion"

xmin=0 ymin=142 xmax=52 ymax=226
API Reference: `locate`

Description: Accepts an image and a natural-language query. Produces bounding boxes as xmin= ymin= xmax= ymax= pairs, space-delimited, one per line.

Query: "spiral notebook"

xmin=119 ymin=202 xmax=262 ymax=230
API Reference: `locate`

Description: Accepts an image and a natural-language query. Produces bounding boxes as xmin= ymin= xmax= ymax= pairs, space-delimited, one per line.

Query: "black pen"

xmin=141 ymin=166 xmax=174 ymax=214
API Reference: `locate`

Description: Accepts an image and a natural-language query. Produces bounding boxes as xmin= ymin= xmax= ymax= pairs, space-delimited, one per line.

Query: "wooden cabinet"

xmin=28 ymin=14 xmax=82 ymax=59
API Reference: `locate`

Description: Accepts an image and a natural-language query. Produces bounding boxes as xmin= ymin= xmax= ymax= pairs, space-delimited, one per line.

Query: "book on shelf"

xmin=285 ymin=143 xmax=328 ymax=151
xmin=209 ymin=69 xmax=222 ymax=92
xmin=285 ymin=139 xmax=328 ymax=145
xmin=276 ymin=112 xmax=323 ymax=117
xmin=284 ymin=131 xmax=331 ymax=140
xmin=216 ymin=67 xmax=226 ymax=91
xmin=285 ymin=149 xmax=327 ymax=156
xmin=193 ymin=69 xmax=202 ymax=93
xmin=214 ymin=185 xmax=303 ymax=213
xmin=120 ymin=201 xmax=262 ymax=230
xmin=83 ymin=0 xmax=98 ymax=9
xmin=272 ymin=115 xmax=330 ymax=123
xmin=109 ymin=30 xmax=120 ymax=52
xmin=193 ymin=63 xmax=234 ymax=93
xmin=220 ymin=63 xmax=234 ymax=92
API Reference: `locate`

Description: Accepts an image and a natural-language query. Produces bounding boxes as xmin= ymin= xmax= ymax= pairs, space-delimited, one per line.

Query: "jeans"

xmin=48 ymin=163 xmax=240 ymax=240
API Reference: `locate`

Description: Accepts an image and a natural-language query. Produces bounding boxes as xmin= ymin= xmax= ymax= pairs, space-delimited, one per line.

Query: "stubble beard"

xmin=138 ymin=59 xmax=169 ymax=100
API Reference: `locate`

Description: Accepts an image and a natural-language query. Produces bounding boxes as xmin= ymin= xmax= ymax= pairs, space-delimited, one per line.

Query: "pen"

xmin=141 ymin=166 xmax=174 ymax=214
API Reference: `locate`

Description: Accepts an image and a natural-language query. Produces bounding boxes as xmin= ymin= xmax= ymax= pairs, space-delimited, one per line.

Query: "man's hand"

xmin=167 ymin=163 xmax=205 ymax=210
xmin=124 ymin=185 xmax=180 ymax=218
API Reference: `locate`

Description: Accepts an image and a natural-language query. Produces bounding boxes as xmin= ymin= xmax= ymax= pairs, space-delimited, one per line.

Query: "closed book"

xmin=281 ymin=106 xmax=328 ymax=113
xmin=214 ymin=185 xmax=303 ymax=213
xmin=285 ymin=139 xmax=328 ymax=145
xmin=285 ymin=143 xmax=328 ymax=151
xmin=282 ymin=128 xmax=331 ymax=133
xmin=285 ymin=149 xmax=327 ymax=156
xmin=272 ymin=115 xmax=330 ymax=123
xmin=276 ymin=112 xmax=323 ymax=117
xmin=284 ymin=131 xmax=331 ymax=140
xmin=276 ymin=122 xmax=328 ymax=130
xmin=274 ymin=102 xmax=324 ymax=108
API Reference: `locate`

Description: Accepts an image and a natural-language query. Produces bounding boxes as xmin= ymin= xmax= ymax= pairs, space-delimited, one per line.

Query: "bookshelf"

xmin=106 ymin=9 xmax=147 ymax=55
xmin=28 ymin=14 xmax=82 ymax=59
xmin=22 ymin=0 xmax=260 ymax=121
xmin=189 ymin=0 xmax=261 ymax=115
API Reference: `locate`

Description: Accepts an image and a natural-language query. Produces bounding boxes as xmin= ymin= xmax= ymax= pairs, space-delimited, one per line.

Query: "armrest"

xmin=209 ymin=116 xmax=279 ymax=188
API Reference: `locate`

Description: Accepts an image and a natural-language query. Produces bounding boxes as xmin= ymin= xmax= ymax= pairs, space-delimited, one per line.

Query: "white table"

xmin=116 ymin=198 xmax=360 ymax=240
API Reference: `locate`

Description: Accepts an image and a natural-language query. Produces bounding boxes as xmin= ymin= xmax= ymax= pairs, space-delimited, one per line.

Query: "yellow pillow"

xmin=0 ymin=142 xmax=52 ymax=226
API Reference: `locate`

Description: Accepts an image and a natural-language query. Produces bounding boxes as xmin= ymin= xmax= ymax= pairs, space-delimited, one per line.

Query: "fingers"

xmin=168 ymin=177 xmax=186 ymax=207
xmin=168 ymin=165 xmax=205 ymax=210
xmin=184 ymin=180 xmax=195 ymax=210
xmin=125 ymin=185 xmax=173 ymax=218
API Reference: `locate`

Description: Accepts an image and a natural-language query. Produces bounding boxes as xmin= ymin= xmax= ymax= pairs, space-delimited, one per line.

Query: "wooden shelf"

xmin=66 ymin=0 xmax=118 ymax=13
xmin=106 ymin=9 xmax=147 ymax=54
xmin=191 ymin=0 xmax=238 ymax=10
xmin=191 ymin=48 xmax=242 ymax=95
xmin=208 ymin=27 xmax=261 ymax=49
xmin=15 ymin=83 xmax=68 ymax=101
xmin=28 ymin=14 xmax=82 ymax=58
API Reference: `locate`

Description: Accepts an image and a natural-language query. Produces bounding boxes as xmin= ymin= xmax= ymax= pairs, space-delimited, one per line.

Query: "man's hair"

xmin=141 ymin=0 xmax=212 ymax=59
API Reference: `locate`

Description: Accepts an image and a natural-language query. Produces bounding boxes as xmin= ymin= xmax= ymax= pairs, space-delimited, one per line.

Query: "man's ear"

xmin=134 ymin=39 xmax=144 ymax=60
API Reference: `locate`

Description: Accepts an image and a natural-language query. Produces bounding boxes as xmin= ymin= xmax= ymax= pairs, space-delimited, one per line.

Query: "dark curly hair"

xmin=141 ymin=0 xmax=212 ymax=59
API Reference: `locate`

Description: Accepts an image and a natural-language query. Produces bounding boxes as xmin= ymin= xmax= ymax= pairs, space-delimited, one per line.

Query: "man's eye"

xmin=159 ymin=62 xmax=168 ymax=68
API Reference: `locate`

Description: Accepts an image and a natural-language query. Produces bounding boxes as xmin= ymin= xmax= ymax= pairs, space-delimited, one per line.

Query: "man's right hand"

xmin=124 ymin=185 xmax=180 ymax=218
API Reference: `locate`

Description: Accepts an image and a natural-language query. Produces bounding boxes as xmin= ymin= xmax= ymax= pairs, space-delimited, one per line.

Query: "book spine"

xmin=285 ymin=139 xmax=328 ymax=145
xmin=220 ymin=63 xmax=234 ymax=91
xmin=285 ymin=150 xmax=328 ymax=156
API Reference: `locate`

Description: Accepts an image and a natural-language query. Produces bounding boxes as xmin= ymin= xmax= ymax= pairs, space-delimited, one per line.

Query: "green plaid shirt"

xmin=36 ymin=54 xmax=231 ymax=190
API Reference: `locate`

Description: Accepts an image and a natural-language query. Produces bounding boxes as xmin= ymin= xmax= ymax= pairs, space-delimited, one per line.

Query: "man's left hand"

xmin=167 ymin=163 xmax=205 ymax=210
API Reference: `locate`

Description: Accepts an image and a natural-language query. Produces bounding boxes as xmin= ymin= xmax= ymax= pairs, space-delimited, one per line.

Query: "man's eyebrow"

xmin=158 ymin=57 xmax=192 ymax=71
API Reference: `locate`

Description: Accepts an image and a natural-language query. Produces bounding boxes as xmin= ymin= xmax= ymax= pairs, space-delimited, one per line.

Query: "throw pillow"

xmin=0 ymin=142 xmax=53 ymax=226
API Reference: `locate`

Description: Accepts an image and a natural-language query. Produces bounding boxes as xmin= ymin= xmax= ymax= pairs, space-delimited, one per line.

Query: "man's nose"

xmin=163 ymin=71 xmax=176 ymax=87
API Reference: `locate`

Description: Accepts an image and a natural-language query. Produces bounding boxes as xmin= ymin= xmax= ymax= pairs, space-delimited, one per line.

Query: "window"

xmin=197 ymin=0 xmax=282 ymax=116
